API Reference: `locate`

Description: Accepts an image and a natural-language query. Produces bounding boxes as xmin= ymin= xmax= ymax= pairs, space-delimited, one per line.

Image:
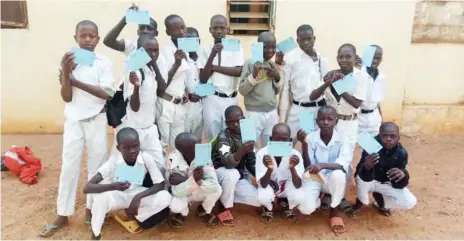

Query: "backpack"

xmin=106 ymin=69 xmax=145 ymax=128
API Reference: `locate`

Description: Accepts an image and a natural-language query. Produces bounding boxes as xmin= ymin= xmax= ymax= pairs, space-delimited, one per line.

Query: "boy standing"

xmin=279 ymin=25 xmax=329 ymax=142
xmin=40 ymin=20 xmax=117 ymax=237
xmin=238 ymin=31 xmax=282 ymax=147
xmin=84 ymin=127 xmax=171 ymax=240
xmin=198 ymin=14 xmax=244 ymax=141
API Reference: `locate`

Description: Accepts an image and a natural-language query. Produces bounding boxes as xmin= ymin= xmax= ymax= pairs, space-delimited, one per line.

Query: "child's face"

xmin=371 ymin=49 xmax=383 ymax=69
xmin=117 ymin=138 xmax=141 ymax=165
xmin=225 ymin=111 xmax=244 ymax=135
xmin=179 ymin=143 xmax=195 ymax=164
xmin=337 ymin=46 xmax=355 ymax=72
xmin=167 ymin=18 xmax=187 ymax=39
xmin=74 ymin=25 xmax=100 ymax=51
xmin=379 ymin=128 xmax=399 ymax=150
xmin=263 ymin=40 xmax=277 ymax=61
xmin=316 ymin=111 xmax=337 ymax=131
xmin=209 ymin=19 xmax=227 ymax=40
xmin=143 ymin=41 xmax=160 ymax=63
xmin=138 ymin=20 xmax=157 ymax=37
xmin=297 ymin=30 xmax=315 ymax=53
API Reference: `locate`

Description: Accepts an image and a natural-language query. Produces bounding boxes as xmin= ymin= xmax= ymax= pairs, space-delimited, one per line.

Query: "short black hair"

xmin=224 ymin=105 xmax=243 ymax=119
xmin=210 ymin=14 xmax=227 ymax=26
xmin=338 ymin=43 xmax=356 ymax=54
xmin=380 ymin=122 xmax=399 ymax=134
xmin=116 ymin=127 xmax=139 ymax=145
xmin=164 ymin=14 xmax=183 ymax=29
xmin=175 ymin=132 xmax=199 ymax=149
xmin=257 ymin=31 xmax=275 ymax=42
xmin=296 ymin=24 xmax=314 ymax=35
xmin=75 ymin=20 xmax=98 ymax=35
xmin=370 ymin=44 xmax=383 ymax=52
xmin=137 ymin=35 xmax=157 ymax=49
xmin=317 ymin=105 xmax=337 ymax=117
xmin=186 ymin=27 xmax=199 ymax=36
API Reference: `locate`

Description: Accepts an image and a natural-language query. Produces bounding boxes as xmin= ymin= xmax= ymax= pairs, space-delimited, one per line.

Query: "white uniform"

xmin=197 ymin=44 xmax=244 ymax=141
xmin=90 ymin=151 xmax=172 ymax=237
xmin=300 ymin=129 xmax=352 ymax=215
xmin=167 ymin=150 xmax=222 ymax=216
xmin=279 ymin=48 xmax=329 ymax=141
xmin=255 ymin=147 xmax=306 ymax=211
xmin=110 ymin=61 xmax=167 ymax=173
xmin=57 ymin=53 xmax=117 ymax=216
xmin=157 ymin=40 xmax=190 ymax=155
xmin=184 ymin=57 xmax=204 ymax=140
xmin=215 ymin=167 xmax=261 ymax=208
xmin=358 ymin=67 xmax=385 ymax=136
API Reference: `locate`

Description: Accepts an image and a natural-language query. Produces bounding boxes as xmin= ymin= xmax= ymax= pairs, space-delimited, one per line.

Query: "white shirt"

xmin=197 ymin=44 xmax=245 ymax=96
xmin=307 ymin=129 xmax=353 ymax=175
xmin=360 ymin=66 xmax=386 ymax=110
xmin=186 ymin=57 xmax=199 ymax=94
xmin=65 ymin=53 xmax=117 ymax=122
xmin=98 ymin=151 xmax=164 ymax=192
xmin=160 ymin=40 xmax=190 ymax=98
xmin=124 ymin=39 xmax=137 ymax=56
xmin=325 ymin=67 xmax=369 ymax=115
xmin=256 ymin=146 xmax=305 ymax=187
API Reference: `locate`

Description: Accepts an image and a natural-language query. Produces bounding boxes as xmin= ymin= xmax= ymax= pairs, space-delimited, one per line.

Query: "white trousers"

xmin=299 ymin=170 xmax=347 ymax=215
xmin=57 ymin=113 xmax=108 ymax=216
xmin=156 ymin=99 xmax=187 ymax=155
xmin=355 ymin=176 xmax=417 ymax=210
xmin=336 ymin=119 xmax=359 ymax=154
xmin=184 ymin=101 xmax=203 ymax=140
xmin=91 ymin=189 xmax=171 ymax=236
xmin=202 ymin=95 xmax=238 ymax=142
xmin=257 ymin=180 xmax=306 ymax=212
xmin=215 ymin=167 xmax=260 ymax=208
xmin=358 ymin=109 xmax=382 ymax=136
xmin=169 ymin=183 xmax=222 ymax=216
xmin=246 ymin=109 xmax=278 ymax=147
xmin=287 ymin=104 xmax=320 ymax=145
xmin=110 ymin=124 xmax=165 ymax=174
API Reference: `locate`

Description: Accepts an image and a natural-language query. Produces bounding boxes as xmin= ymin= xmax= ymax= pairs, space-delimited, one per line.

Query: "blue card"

xmin=127 ymin=48 xmax=152 ymax=71
xmin=357 ymin=131 xmax=383 ymax=154
xmin=71 ymin=47 xmax=96 ymax=67
xmin=115 ymin=164 xmax=145 ymax=185
xmin=195 ymin=83 xmax=216 ymax=97
xmin=222 ymin=38 xmax=241 ymax=52
xmin=277 ymin=37 xmax=297 ymax=53
xmin=268 ymin=141 xmax=293 ymax=157
xmin=239 ymin=119 xmax=257 ymax=143
xmin=178 ymin=37 xmax=200 ymax=53
xmin=125 ymin=9 xmax=150 ymax=25
xmin=332 ymin=73 xmax=357 ymax=95
xmin=252 ymin=42 xmax=264 ymax=63
xmin=361 ymin=46 xmax=377 ymax=68
xmin=300 ymin=111 xmax=315 ymax=133
xmin=194 ymin=143 xmax=212 ymax=167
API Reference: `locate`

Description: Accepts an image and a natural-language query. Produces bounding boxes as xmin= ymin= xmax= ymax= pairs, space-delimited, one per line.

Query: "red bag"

xmin=2 ymin=146 xmax=42 ymax=184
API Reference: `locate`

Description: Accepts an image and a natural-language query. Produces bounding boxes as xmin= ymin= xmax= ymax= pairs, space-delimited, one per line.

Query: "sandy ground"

xmin=1 ymin=133 xmax=464 ymax=240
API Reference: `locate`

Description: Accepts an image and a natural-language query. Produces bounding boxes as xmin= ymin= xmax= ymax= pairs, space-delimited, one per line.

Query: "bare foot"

xmin=52 ymin=215 xmax=69 ymax=226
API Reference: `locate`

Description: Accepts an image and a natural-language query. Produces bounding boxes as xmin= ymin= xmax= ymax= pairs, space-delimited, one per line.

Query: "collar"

xmin=116 ymin=151 xmax=144 ymax=166
xmin=313 ymin=129 xmax=341 ymax=148
xmin=169 ymin=150 xmax=190 ymax=171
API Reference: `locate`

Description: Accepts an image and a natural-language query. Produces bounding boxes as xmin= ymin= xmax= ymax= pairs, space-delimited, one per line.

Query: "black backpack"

xmin=106 ymin=69 xmax=145 ymax=128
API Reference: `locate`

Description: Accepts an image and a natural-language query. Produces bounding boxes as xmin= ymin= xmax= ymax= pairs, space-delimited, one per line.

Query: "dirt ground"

xmin=1 ymin=133 xmax=464 ymax=240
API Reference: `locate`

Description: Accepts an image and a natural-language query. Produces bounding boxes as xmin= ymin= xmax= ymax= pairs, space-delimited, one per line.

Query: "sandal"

xmin=260 ymin=207 xmax=273 ymax=223
xmin=329 ymin=216 xmax=346 ymax=235
xmin=168 ymin=213 xmax=185 ymax=229
xmin=372 ymin=201 xmax=393 ymax=217
xmin=282 ymin=208 xmax=297 ymax=222
xmin=38 ymin=223 xmax=66 ymax=237
xmin=320 ymin=194 xmax=331 ymax=211
xmin=339 ymin=199 xmax=359 ymax=219
xmin=217 ymin=210 xmax=235 ymax=227
xmin=112 ymin=214 xmax=142 ymax=234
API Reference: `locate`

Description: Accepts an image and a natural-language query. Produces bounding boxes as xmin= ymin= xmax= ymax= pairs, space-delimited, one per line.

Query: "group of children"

xmin=39 ymin=7 xmax=417 ymax=239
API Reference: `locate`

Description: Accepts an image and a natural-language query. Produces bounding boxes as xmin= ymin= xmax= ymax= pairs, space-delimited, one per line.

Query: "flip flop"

xmin=339 ymin=199 xmax=359 ymax=219
xmin=329 ymin=216 xmax=346 ymax=235
xmin=38 ymin=224 xmax=64 ymax=237
xmin=372 ymin=201 xmax=393 ymax=217
xmin=217 ymin=210 xmax=235 ymax=227
xmin=112 ymin=214 xmax=142 ymax=234
xmin=168 ymin=213 xmax=185 ymax=229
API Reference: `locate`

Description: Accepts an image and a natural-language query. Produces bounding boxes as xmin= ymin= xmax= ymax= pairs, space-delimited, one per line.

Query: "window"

xmin=227 ymin=0 xmax=276 ymax=35
xmin=1 ymin=1 xmax=28 ymax=29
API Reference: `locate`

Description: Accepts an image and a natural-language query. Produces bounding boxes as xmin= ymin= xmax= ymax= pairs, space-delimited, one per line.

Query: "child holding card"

xmin=184 ymin=27 xmax=204 ymax=140
xmin=156 ymin=14 xmax=190 ymax=155
xmin=352 ymin=122 xmax=416 ymax=217
xmin=83 ymin=128 xmax=171 ymax=240
xmin=238 ymin=31 xmax=282 ymax=147
xmin=39 ymin=20 xmax=118 ymax=237
xmin=166 ymin=133 xmax=222 ymax=228
xmin=358 ymin=45 xmax=385 ymax=136
xmin=297 ymin=106 xmax=352 ymax=235
xmin=256 ymin=123 xmax=306 ymax=222
xmin=103 ymin=4 xmax=158 ymax=55
xmin=211 ymin=105 xmax=260 ymax=226
xmin=278 ymin=25 xmax=330 ymax=144
xmin=198 ymin=14 xmax=244 ymax=142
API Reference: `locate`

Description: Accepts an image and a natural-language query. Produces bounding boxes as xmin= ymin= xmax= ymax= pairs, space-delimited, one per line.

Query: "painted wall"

xmin=1 ymin=0 xmax=463 ymax=134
